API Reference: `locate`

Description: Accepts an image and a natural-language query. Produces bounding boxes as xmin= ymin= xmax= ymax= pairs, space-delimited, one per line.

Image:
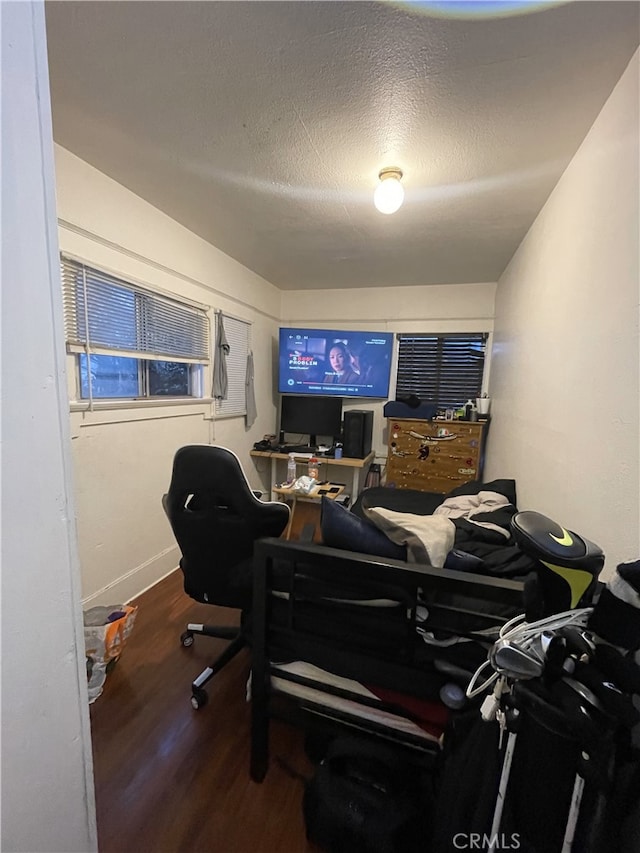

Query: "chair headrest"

xmin=164 ymin=444 xmax=288 ymax=524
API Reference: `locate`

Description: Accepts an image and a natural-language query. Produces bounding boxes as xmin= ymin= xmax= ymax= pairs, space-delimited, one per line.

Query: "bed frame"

xmin=250 ymin=537 xmax=539 ymax=782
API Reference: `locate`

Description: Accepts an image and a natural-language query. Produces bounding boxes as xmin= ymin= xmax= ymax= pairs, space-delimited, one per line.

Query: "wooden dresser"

xmin=385 ymin=418 xmax=488 ymax=494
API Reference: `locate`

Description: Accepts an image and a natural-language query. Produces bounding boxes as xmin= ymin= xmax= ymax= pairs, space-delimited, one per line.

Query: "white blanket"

xmin=434 ymin=490 xmax=512 ymax=539
xmin=363 ymin=506 xmax=455 ymax=567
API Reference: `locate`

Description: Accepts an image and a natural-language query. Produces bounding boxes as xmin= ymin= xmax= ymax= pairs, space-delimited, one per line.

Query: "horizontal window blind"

xmin=61 ymin=257 xmax=210 ymax=364
xmin=215 ymin=314 xmax=250 ymax=418
xmin=396 ymin=333 xmax=487 ymax=408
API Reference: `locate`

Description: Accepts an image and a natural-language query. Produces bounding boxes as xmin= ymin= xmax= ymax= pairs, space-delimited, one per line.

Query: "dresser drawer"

xmin=385 ymin=418 xmax=487 ymax=494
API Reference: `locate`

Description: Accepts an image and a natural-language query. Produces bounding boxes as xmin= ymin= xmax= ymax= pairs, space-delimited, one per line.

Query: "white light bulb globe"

xmin=374 ymin=176 xmax=404 ymax=215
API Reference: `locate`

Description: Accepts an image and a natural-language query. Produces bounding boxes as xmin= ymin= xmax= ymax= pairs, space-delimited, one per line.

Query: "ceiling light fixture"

xmin=374 ymin=168 xmax=404 ymax=215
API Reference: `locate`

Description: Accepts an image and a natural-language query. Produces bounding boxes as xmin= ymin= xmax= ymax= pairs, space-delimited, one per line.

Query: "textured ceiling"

xmin=45 ymin=1 xmax=639 ymax=290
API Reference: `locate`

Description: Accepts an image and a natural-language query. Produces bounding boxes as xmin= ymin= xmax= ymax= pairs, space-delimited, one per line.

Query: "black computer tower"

xmin=342 ymin=410 xmax=373 ymax=459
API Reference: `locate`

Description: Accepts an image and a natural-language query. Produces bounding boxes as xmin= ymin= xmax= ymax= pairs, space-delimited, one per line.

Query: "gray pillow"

xmin=320 ymin=497 xmax=407 ymax=561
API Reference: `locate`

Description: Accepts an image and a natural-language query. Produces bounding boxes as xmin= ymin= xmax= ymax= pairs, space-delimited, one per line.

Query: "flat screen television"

xmin=278 ymin=327 xmax=393 ymax=398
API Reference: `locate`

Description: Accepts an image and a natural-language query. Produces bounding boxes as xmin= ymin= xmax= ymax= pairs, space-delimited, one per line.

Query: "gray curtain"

xmin=245 ymin=350 xmax=257 ymax=427
xmin=213 ymin=312 xmax=229 ymax=400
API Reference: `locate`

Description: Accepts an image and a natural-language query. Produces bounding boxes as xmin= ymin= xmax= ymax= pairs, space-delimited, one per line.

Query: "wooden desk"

xmin=272 ymin=482 xmax=345 ymax=540
xmin=250 ymin=450 xmax=374 ymax=502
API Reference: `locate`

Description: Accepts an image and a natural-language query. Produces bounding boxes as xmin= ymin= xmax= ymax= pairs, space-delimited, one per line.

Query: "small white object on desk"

xmin=293 ymin=475 xmax=316 ymax=494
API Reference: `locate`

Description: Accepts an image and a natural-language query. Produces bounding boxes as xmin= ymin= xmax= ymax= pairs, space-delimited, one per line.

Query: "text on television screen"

xmin=278 ymin=328 xmax=393 ymax=398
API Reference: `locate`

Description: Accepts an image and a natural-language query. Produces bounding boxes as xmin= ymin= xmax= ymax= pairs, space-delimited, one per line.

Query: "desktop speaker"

xmin=342 ymin=410 xmax=373 ymax=459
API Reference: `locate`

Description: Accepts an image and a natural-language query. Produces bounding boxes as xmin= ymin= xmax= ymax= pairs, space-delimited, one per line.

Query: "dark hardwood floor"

xmin=89 ymin=564 xmax=640 ymax=853
xmin=90 ymin=569 xmax=316 ymax=853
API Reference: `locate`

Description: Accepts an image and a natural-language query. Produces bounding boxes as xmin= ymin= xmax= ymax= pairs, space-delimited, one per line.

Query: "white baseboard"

xmin=81 ymin=545 xmax=180 ymax=607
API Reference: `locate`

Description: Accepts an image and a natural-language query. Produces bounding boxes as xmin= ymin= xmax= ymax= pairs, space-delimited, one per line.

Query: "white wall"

xmin=55 ymin=147 xmax=284 ymax=604
xmin=1 ymin=4 xmax=96 ymax=850
xmin=56 ymin=144 xmax=496 ymax=605
xmin=283 ymin=282 xmax=496 ymax=461
xmin=54 ymin=47 xmax=639 ymax=604
xmin=487 ymin=51 xmax=639 ymax=576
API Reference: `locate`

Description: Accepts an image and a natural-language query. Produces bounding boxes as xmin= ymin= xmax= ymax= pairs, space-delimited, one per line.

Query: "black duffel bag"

xmin=302 ymin=736 xmax=431 ymax=853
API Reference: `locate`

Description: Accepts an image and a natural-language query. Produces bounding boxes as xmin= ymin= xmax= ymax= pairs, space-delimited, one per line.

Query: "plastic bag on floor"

xmin=83 ymin=604 xmax=137 ymax=703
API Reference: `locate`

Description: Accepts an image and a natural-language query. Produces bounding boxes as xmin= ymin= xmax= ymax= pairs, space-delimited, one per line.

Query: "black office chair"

xmin=162 ymin=445 xmax=290 ymax=709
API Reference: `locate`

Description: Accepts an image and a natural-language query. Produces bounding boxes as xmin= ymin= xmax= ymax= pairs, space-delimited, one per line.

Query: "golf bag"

xmin=433 ymin=678 xmax=638 ymax=853
xmin=433 ymin=512 xmax=640 ymax=853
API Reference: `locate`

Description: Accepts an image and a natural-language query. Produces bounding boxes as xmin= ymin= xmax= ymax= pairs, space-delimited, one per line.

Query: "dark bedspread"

xmin=452 ymin=508 xmax=539 ymax=578
xmin=353 ymin=478 xmax=539 ymax=579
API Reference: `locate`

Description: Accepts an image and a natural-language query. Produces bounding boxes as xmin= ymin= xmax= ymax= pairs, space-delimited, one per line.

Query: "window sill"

xmin=69 ymin=397 xmax=216 ymax=433
xmin=70 ymin=397 xmax=213 ymax=413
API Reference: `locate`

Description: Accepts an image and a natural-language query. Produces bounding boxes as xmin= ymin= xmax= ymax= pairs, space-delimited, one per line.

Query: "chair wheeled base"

xmin=181 ymin=622 xmax=247 ymax=709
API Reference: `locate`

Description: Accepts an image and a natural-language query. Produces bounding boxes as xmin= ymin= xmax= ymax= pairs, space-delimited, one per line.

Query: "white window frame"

xmin=61 ymin=255 xmax=211 ymax=410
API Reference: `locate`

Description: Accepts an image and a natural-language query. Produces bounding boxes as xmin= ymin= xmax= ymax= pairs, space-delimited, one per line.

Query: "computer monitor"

xmin=280 ymin=395 xmax=343 ymax=447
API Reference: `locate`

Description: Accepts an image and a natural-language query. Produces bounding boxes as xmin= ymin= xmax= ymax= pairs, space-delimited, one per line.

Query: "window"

xmin=395 ymin=333 xmax=488 ymax=408
xmin=61 ymin=257 xmax=210 ymax=402
xmin=215 ymin=314 xmax=251 ymax=418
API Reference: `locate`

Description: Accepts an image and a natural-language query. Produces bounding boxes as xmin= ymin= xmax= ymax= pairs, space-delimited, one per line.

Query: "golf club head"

xmin=559 ymin=627 xmax=596 ymax=660
xmin=490 ymin=639 xmax=545 ymax=679
xmin=538 ymin=631 xmax=568 ymax=680
xmin=539 ymin=630 xmax=565 ymax=657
